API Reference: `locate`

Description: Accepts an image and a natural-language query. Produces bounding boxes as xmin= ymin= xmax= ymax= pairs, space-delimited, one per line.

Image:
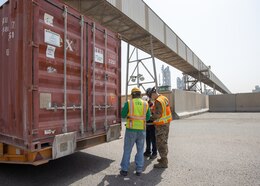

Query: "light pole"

xmin=130 ymin=74 xmax=145 ymax=87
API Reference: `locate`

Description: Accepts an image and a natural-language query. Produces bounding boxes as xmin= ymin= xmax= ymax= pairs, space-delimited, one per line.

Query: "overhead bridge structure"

xmin=62 ymin=0 xmax=231 ymax=94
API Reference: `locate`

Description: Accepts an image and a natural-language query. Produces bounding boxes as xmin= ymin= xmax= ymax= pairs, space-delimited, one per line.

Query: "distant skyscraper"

xmin=161 ymin=65 xmax=171 ymax=87
xmin=177 ymin=77 xmax=185 ymax=90
xmin=252 ymin=85 xmax=260 ymax=92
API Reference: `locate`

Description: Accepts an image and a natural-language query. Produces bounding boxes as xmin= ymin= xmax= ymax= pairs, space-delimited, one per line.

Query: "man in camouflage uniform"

xmin=146 ymin=87 xmax=172 ymax=168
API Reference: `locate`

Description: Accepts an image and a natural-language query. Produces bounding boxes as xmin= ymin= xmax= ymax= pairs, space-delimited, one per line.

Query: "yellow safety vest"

xmin=153 ymin=95 xmax=172 ymax=125
xmin=126 ymin=98 xmax=148 ymax=130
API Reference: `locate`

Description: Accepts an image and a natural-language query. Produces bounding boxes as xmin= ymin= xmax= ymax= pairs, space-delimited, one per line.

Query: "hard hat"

xmin=131 ymin=87 xmax=141 ymax=94
xmin=146 ymin=88 xmax=152 ymax=96
xmin=146 ymin=87 xmax=156 ymax=97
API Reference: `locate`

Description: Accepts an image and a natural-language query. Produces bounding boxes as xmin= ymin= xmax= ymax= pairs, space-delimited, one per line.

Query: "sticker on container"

xmin=46 ymin=45 xmax=56 ymax=59
xmin=40 ymin=93 xmax=51 ymax=109
xmin=44 ymin=129 xmax=56 ymax=135
xmin=44 ymin=29 xmax=60 ymax=47
xmin=44 ymin=13 xmax=54 ymax=27
xmin=47 ymin=66 xmax=57 ymax=73
xmin=95 ymin=47 xmax=104 ymax=63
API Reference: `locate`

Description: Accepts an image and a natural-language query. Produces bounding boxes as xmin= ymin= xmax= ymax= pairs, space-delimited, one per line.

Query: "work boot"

xmin=157 ymin=157 xmax=168 ymax=163
xmin=154 ymin=162 xmax=168 ymax=168
xmin=120 ymin=170 xmax=128 ymax=176
xmin=157 ymin=158 xmax=162 ymax=163
xmin=143 ymin=151 xmax=151 ymax=157
xmin=154 ymin=157 xmax=168 ymax=168
xmin=150 ymin=154 xmax=157 ymax=160
xmin=135 ymin=171 xmax=142 ymax=176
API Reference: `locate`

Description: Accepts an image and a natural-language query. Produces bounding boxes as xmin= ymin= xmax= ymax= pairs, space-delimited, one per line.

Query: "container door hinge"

xmin=29 ymin=41 xmax=39 ymax=48
xmin=31 ymin=129 xmax=39 ymax=135
xmin=28 ymin=85 xmax=38 ymax=91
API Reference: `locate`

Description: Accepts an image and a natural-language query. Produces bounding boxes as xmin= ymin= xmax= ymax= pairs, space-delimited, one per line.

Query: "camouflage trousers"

xmin=155 ymin=124 xmax=170 ymax=163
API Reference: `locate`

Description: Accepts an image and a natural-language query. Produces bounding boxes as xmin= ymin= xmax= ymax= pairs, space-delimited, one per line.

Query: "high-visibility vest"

xmin=126 ymin=98 xmax=148 ymax=130
xmin=153 ymin=95 xmax=172 ymax=125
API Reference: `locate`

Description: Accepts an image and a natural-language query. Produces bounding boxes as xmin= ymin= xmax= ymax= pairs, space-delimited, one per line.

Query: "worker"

xmin=120 ymin=87 xmax=151 ymax=176
xmin=142 ymin=94 xmax=157 ymax=159
xmin=146 ymin=87 xmax=172 ymax=168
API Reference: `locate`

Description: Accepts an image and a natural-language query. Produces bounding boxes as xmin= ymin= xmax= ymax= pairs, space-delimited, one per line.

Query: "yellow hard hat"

xmin=131 ymin=87 xmax=141 ymax=94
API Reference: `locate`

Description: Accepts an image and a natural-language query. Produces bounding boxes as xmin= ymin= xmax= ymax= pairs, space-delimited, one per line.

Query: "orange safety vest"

xmin=153 ymin=95 xmax=172 ymax=125
xmin=126 ymin=98 xmax=148 ymax=130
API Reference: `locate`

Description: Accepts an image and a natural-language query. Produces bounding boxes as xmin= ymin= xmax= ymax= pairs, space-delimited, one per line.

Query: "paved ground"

xmin=1 ymin=112 xmax=260 ymax=186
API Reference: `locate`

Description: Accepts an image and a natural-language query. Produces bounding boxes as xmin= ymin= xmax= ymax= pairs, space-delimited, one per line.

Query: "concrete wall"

xmin=209 ymin=94 xmax=236 ymax=112
xmin=209 ymin=92 xmax=260 ymax=112
xmin=172 ymin=89 xmax=209 ymax=118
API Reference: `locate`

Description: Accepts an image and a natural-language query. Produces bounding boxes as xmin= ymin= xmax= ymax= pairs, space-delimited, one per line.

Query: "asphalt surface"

xmin=1 ymin=112 xmax=260 ymax=186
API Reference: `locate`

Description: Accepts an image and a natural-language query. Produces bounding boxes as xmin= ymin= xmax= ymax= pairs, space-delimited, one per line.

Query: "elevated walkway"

xmin=62 ymin=0 xmax=231 ymax=94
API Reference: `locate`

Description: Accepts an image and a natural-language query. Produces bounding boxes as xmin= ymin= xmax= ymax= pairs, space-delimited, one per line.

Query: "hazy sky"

xmin=1 ymin=0 xmax=259 ymax=93
xmin=0 ymin=0 xmax=7 ymax=7
xmin=141 ymin=0 xmax=260 ymax=93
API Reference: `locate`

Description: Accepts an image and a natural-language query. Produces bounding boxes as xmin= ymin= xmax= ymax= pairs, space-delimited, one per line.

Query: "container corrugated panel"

xmin=0 ymin=0 xmax=121 ymax=152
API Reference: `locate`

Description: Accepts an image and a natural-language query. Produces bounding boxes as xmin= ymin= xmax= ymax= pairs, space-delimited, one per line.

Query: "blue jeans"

xmin=120 ymin=129 xmax=146 ymax=172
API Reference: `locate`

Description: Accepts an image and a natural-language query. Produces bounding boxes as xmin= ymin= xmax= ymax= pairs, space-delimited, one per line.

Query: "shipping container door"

xmin=0 ymin=0 xmax=30 ymax=145
xmin=32 ymin=0 xmax=84 ymax=145
xmin=87 ymin=24 xmax=121 ymax=135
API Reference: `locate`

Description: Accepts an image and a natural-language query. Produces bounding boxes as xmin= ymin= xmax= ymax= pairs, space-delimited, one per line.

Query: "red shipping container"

xmin=0 ymin=0 xmax=121 ymax=165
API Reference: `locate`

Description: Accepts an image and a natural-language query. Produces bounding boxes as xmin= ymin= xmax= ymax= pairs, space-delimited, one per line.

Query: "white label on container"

xmin=95 ymin=47 xmax=104 ymax=63
xmin=44 ymin=129 xmax=56 ymax=135
xmin=44 ymin=29 xmax=60 ymax=47
xmin=46 ymin=45 xmax=56 ymax=58
xmin=15 ymin=148 xmax=21 ymax=155
xmin=44 ymin=13 xmax=54 ymax=27
xmin=40 ymin=93 xmax=51 ymax=109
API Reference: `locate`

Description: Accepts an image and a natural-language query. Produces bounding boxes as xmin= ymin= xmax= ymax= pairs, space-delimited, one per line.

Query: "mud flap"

xmin=106 ymin=124 xmax=121 ymax=142
xmin=52 ymin=132 xmax=76 ymax=159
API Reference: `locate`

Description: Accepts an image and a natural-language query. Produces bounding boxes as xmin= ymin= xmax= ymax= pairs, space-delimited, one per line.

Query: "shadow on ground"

xmin=0 ymin=152 xmax=114 ymax=186
xmin=97 ymin=158 xmax=165 ymax=186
